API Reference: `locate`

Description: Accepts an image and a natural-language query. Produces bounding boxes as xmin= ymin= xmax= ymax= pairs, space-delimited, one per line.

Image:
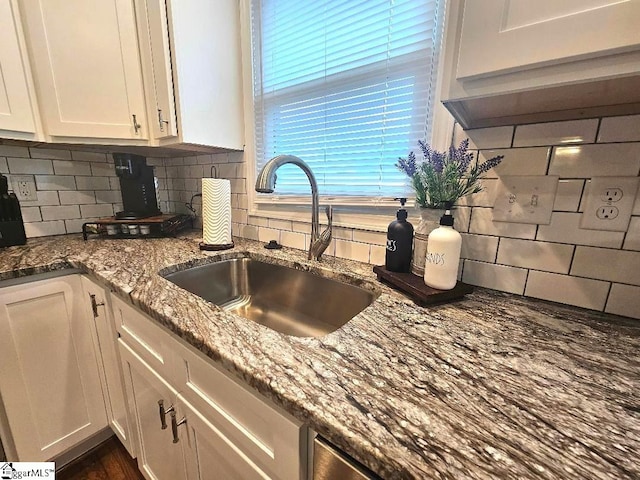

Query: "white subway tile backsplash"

xmin=41 ymin=205 xmax=81 ymax=221
xmin=238 ymin=224 xmax=259 ymax=240
xmin=597 ymin=115 xmax=640 ymax=143
xmin=232 ymin=208 xmax=248 ymax=225
xmin=70 ymin=151 xmax=108 ymax=162
xmin=469 ymin=207 xmax=536 ymax=239
xmin=370 ymin=245 xmax=386 ymax=265
xmin=525 ymin=271 xmax=609 ymax=311
xmin=20 ymin=206 xmax=42 ymax=223
xmin=537 ymin=212 xmax=624 ymax=248
xmin=53 ymin=160 xmax=92 ymax=176
xmin=456 ymin=179 xmax=498 ymax=207
xmin=248 ymin=216 xmax=269 ymax=227
xmin=64 ymin=218 xmax=92 ymax=234
xmin=76 ymin=176 xmax=110 ymax=190
xmin=513 ymin=119 xmax=598 ymax=147
xmin=454 ymin=124 xmax=513 ymax=150
xmin=230 ymin=178 xmax=246 ymax=194
xmin=352 ymin=230 xmax=385 ymax=246
xmin=605 ymin=283 xmax=640 ymax=319
xmin=29 ymin=148 xmax=71 ymax=160
xmin=453 ymin=206 xmax=471 ymax=233
xmin=19 ymin=191 xmax=59 ymax=207
xmin=109 ymin=177 xmax=120 ymax=190
xmin=335 ymin=239 xmax=370 ymax=263
xmin=8 ymin=157 xmax=54 ymax=175
xmin=460 ymin=233 xmax=498 ymax=262
xmin=146 ymin=157 xmax=165 ymax=167
xmin=35 ymin=175 xmax=76 ymax=191
xmin=268 ymin=219 xmax=292 ymax=231
xmin=332 ymin=227 xmax=353 ymax=241
xmin=258 ymin=226 xmax=281 ymax=243
xmin=571 ymin=246 xmax=640 ymax=286
xmin=292 ymin=221 xmax=312 ymax=234
xmin=80 ymin=204 xmax=114 ymax=218
xmin=462 ymin=261 xmax=527 ymax=294
xmin=0 ymin=145 xmax=29 ymax=157
xmin=24 ymin=220 xmax=66 ymax=237
xmin=0 ymin=158 xmax=7 ymax=173
xmin=478 ymin=147 xmax=550 ymax=178
xmin=623 ymin=217 xmax=640 ymax=251
xmin=497 ymin=238 xmax=574 ymax=274
xmin=95 ymin=190 xmax=121 ymax=204
xmin=553 ymin=180 xmax=584 ymax=212
xmin=90 ymin=162 xmax=116 ymax=177
xmin=59 ymin=191 xmax=96 ymax=205
xmin=280 ymin=230 xmax=306 ymax=250
xmin=550 ymin=143 xmax=640 ymax=177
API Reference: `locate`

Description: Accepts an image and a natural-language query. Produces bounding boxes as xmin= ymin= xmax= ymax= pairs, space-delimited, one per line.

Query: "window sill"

xmin=249 ymin=197 xmax=416 ymax=232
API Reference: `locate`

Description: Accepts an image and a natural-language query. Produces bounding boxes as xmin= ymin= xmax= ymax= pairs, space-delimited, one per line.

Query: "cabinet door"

xmin=0 ymin=0 xmax=37 ymax=137
xmin=135 ymin=0 xmax=178 ymax=140
xmin=81 ymin=275 xmax=136 ymax=458
xmin=456 ymin=0 xmax=640 ymax=79
xmin=0 ymin=275 xmax=108 ymax=461
xmin=119 ymin=339 xmax=187 ymax=480
xmin=180 ymin=396 xmax=274 ymax=480
xmin=19 ymin=0 xmax=148 ymax=140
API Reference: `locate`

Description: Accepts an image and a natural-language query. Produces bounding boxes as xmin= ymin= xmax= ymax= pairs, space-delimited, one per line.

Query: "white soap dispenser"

xmin=423 ymin=203 xmax=461 ymax=290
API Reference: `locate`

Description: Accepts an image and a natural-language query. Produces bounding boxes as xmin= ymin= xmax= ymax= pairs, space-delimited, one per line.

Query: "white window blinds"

xmin=251 ymin=0 xmax=444 ymax=197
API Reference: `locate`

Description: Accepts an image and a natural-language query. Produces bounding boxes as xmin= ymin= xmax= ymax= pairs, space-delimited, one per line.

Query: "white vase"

xmin=411 ymin=207 xmax=444 ymax=276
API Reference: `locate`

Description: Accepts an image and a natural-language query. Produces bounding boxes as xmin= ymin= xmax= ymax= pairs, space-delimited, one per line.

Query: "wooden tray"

xmin=373 ymin=265 xmax=473 ymax=306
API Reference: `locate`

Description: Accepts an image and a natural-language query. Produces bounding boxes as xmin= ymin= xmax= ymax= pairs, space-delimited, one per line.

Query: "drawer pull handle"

xmin=158 ymin=399 xmax=174 ymax=430
xmin=158 ymin=109 xmax=169 ymax=131
xmin=132 ymin=114 xmax=141 ymax=134
xmin=89 ymin=294 xmax=105 ymax=318
xmin=170 ymin=410 xmax=186 ymax=443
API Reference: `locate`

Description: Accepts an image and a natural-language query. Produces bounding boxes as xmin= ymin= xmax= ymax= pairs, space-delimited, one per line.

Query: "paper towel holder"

xmin=199 ymin=166 xmax=234 ymax=251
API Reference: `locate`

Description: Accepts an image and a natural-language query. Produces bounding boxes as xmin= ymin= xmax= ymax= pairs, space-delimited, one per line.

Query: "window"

xmin=250 ymin=0 xmax=445 ymax=199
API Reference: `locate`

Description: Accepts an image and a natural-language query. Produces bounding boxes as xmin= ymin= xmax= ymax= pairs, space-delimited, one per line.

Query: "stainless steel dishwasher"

xmin=313 ymin=436 xmax=379 ymax=479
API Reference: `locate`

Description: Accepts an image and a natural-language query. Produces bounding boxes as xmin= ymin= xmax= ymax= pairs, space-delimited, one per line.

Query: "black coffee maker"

xmin=113 ymin=153 xmax=161 ymax=219
xmin=0 ymin=174 xmax=27 ymax=247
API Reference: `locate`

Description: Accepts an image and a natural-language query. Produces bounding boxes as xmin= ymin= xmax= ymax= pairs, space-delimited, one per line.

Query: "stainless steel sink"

xmin=163 ymin=258 xmax=376 ymax=337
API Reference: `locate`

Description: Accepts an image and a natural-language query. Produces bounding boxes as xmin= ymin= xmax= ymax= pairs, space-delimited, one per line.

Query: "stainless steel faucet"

xmin=255 ymin=155 xmax=332 ymax=260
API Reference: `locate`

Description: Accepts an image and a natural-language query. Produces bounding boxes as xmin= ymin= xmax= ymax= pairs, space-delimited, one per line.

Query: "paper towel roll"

xmin=202 ymin=178 xmax=233 ymax=247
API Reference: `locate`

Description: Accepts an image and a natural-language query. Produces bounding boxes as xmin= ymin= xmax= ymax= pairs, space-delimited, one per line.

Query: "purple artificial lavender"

xmin=396 ymin=150 xmax=417 ymax=177
xmin=477 ymin=154 xmax=505 ymax=174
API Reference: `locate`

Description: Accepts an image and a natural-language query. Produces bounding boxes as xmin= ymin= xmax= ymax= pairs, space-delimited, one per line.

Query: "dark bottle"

xmin=385 ymin=198 xmax=414 ymax=272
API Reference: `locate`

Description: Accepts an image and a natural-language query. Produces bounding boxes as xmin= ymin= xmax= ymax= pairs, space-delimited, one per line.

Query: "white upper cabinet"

xmin=441 ymin=0 xmax=640 ymax=129
xmin=0 ymin=0 xmax=41 ymax=140
xmin=19 ymin=0 xmax=148 ymax=141
xmin=135 ymin=0 xmax=244 ymax=151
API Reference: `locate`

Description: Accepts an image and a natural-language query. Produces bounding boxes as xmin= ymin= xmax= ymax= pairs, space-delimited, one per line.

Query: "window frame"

xmin=239 ymin=0 xmax=454 ymax=231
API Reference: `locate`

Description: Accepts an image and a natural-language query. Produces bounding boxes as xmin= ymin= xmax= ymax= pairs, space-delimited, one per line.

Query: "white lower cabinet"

xmin=120 ymin=340 xmax=188 ymax=480
xmin=0 ymin=274 xmax=108 ymax=461
xmin=113 ymin=294 xmax=307 ymax=480
xmin=80 ymin=275 xmax=135 ymax=457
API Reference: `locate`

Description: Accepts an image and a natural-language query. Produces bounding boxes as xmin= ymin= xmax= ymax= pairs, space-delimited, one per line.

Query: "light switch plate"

xmin=580 ymin=176 xmax=639 ymax=232
xmin=492 ymin=175 xmax=559 ymax=225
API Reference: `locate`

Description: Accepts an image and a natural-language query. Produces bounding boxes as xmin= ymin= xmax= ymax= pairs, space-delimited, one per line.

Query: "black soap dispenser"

xmin=385 ymin=198 xmax=414 ymax=272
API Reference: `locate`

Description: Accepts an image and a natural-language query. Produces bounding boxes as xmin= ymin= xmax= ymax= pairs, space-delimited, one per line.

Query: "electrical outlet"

xmin=9 ymin=175 xmax=38 ymax=201
xmin=580 ymin=176 xmax=639 ymax=231
xmin=492 ymin=175 xmax=559 ymax=225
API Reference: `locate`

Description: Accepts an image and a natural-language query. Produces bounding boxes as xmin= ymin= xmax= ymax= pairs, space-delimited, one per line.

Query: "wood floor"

xmin=57 ymin=436 xmax=144 ymax=480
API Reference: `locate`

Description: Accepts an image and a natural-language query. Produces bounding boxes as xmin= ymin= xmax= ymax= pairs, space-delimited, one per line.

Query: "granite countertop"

xmin=1 ymin=233 xmax=639 ymax=479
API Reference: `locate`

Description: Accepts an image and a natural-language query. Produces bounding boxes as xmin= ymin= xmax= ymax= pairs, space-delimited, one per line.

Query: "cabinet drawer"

xmin=111 ymin=294 xmax=174 ymax=379
xmin=174 ymin=340 xmax=306 ymax=480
